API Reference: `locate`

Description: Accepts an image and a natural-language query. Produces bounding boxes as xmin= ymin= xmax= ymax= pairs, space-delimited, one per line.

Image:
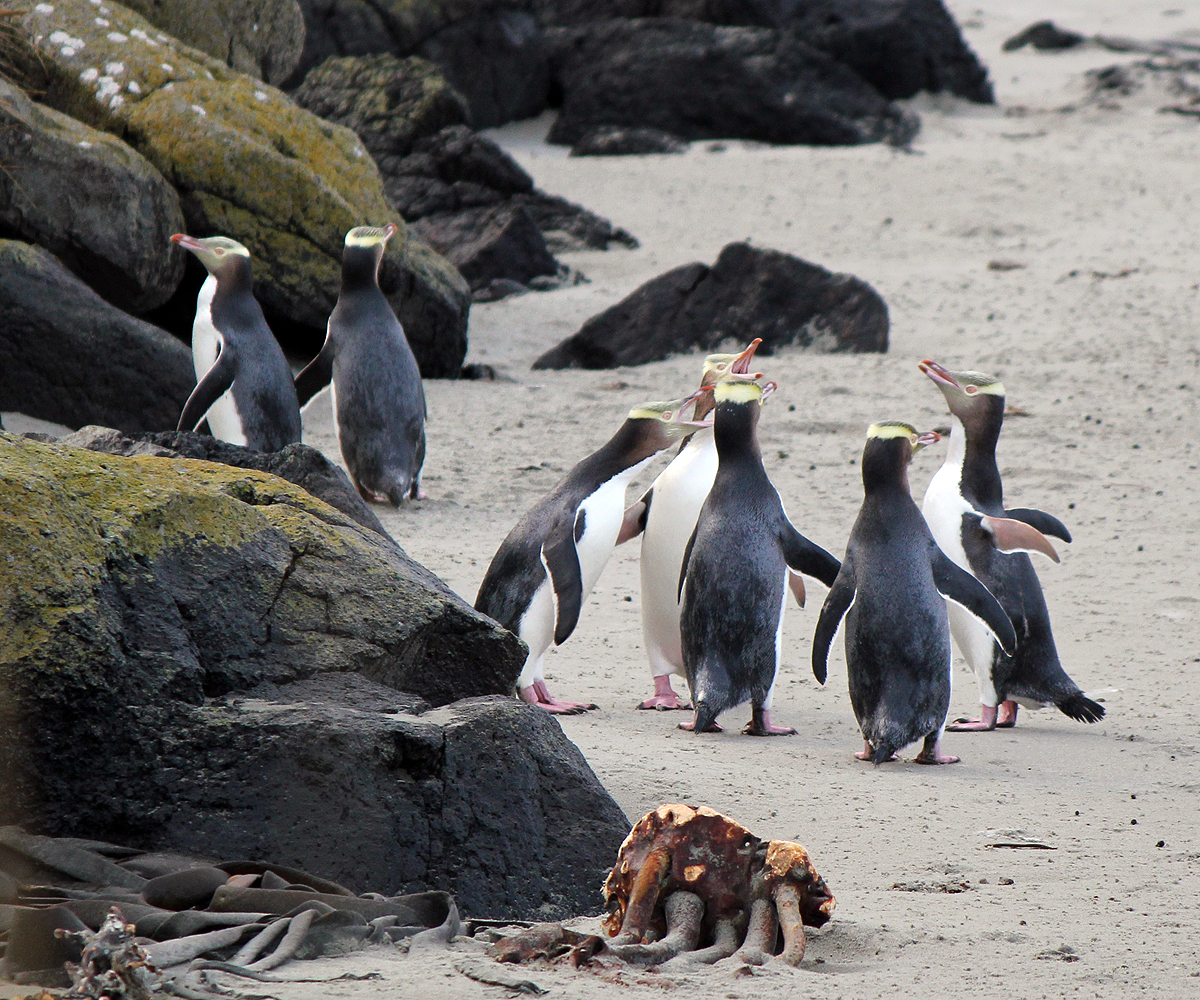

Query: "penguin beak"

xmin=672 ymin=387 xmax=716 ymax=429
xmin=759 ymin=380 xmax=779 ymax=403
xmin=729 ymin=339 xmax=764 ymax=377
xmin=913 ymin=429 xmax=942 ymax=453
xmin=383 ymin=222 xmax=400 ymax=243
xmin=918 ymin=359 xmax=961 ymax=393
xmin=170 ymin=233 xmax=204 ymax=253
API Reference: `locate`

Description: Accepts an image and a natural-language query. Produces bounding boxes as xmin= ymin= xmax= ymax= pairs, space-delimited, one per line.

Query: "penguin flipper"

xmin=977 ymin=514 xmax=1060 ymax=563
xmin=811 ymin=568 xmax=855 ymax=685
xmin=616 ymin=487 xmax=652 ymax=545
xmin=780 ymin=523 xmax=841 ymax=586
xmin=294 ymin=336 xmax=334 ymax=408
xmin=178 ymin=344 xmax=238 ymax=432
xmin=1004 ymin=507 xmax=1072 ymax=544
xmin=677 ymin=524 xmax=699 ymax=603
xmin=542 ymin=513 xmax=585 ymax=646
xmin=930 ymin=548 xmax=1018 ymax=655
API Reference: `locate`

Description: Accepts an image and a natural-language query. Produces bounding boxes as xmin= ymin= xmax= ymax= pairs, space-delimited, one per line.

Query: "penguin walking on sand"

xmin=172 ymin=234 xmax=301 ymax=453
xmin=619 ymin=339 xmax=764 ymax=711
xmin=811 ymin=422 xmax=1018 ymax=764
xmin=678 ymin=377 xmax=841 ymax=736
xmin=919 ymin=360 xmax=1105 ymax=731
xmin=476 ymin=391 xmax=711 ymax=714
xmin=295 ymin=224 xmax=426 ymax=505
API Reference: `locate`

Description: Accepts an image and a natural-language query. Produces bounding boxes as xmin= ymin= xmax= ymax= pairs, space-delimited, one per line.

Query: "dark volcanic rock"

xmin=545 ymin=18 xmax=919 ymax=147
xmin=0 ymin=241 xmax=194 ymax=434
xmin=1002 ymin=20 xmax=1085 ymax=52
xmin=790 ymin=0 xmax=993 ymax=103
xmin=533 ymin=241 xmax=888 ymax=368
xmin=412 ymin=204 xmax=559 ymax=290
xmin=512 ymin=192 xmax=639 ymax=251
xmin=570 ymin=125 xmax=687 ymax=155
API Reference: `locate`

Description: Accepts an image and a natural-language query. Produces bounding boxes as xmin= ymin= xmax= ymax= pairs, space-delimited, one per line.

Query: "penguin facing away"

xmin=678 ymin=377 xmax=841 ymax=737
xmin=475 ymin=391 xmax=712 ymax=714
xmin=919 ymin=360 xmax=1104 ymax=731
xmin=812 ymin=422 xmax=1018 ymax=765
xmin=620 ymin=339 xmax=764 ymax=711
xmin=295 ymin=223 xmax=427 ymax=505
xmin=172 ymin=234 xmax=301 ymax=453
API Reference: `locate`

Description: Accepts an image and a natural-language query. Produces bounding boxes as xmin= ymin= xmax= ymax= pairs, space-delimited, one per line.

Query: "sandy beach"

xmin=7 ymin=0 xmax=1200 ymax=995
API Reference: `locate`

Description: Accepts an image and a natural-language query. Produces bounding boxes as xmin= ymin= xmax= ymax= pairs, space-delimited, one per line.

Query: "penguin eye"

xmin=965 ymin=384 xmax=978 ymax=395
xmin=214 ymin=248 xmax=226 ymax=256
xmin=910 ymin=433 xmax=918 ymax=445
xmin=716 ymin=363 xmax=728 ymax=371
xmin=661 ymin=411 xmax=673 ymax=421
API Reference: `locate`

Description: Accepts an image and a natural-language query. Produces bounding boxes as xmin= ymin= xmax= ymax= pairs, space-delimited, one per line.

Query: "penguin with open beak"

xmin=618 ymin=339 xmax=764 ymax=711
xmin=475 ymin=392 xmax=713 ymax=714
xmin=172 ymin=234 xmax=301 ymax=453
xmin=812 ymin=423 xmax=1018 ymax=764
xmin=919 ymin=360 xmax=1104 ymax=731
xmin=295 ymin=223 xmax=427 ymax=505
xmin=678 ymin=376 xmax=840 ymax=736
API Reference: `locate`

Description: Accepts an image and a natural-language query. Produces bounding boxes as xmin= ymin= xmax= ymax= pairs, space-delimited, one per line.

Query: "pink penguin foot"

xmin=518 ymin=680 xmax=597 ymax=714
xmin=742 ymin=708 xmax=796 ymax=736
xmin=855 ymin=740 xmax=898 ymax=762
xmin=995 ymin=700 xmax=1019 ymax=728
xmin=914 ymin=735 xmax=960 ymax=765
xmin=677 ymin=718 xmax=723 ymax=733
xmin=638 ymin=675 xmax=692 ymax=711
xmin=946 ymin=704 xmax=999 ymax=732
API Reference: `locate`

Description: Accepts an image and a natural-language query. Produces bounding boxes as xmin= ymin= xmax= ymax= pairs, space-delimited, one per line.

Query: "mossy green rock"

xmin=15 ymin=0 xmax=469 ymax=375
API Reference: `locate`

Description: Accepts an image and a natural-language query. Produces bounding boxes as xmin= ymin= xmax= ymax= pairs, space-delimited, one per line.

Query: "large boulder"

xmin=0 ymin=433 xmax=624 ymax=918
xmin=533 ymin=241 xmax=888 ymax=368
xmin=120 ymin=0 xmax=306 ymax=85
xmin=0 ymin=242 xmax=194 ymax=433
xmin=11 ymin=0 xmax=470 ymax=378
xmin=545 ymin=19 xmax=919 ymax=147
xmin=0 ymin=80 xmax=184 ymax=314
xmin=412 ymin=204 xmax=560 ymax=291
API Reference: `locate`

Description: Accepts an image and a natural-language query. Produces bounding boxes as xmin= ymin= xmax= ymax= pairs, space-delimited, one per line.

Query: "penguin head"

xmin=862 ymin=421 xmax=941 ymax=492
xmin=694 ymin=340 xmax=764 ymax=419
xmin=919 ymin=360 xmax=1005 ymax=437
xmin=170 ymin=234 xmax=251 ymax=277
xmin=627 ymin=389 xmax=715 ymax=443
xmin=342 ymin=223 xmax=400 ymax=287
xmin=709 ymin=376 xmax=777 ymax=453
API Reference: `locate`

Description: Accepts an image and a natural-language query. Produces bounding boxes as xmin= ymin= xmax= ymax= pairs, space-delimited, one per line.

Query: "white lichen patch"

xmin=106 ymin=31 xmax=127 ymax=43
xmin=49 ymin=30 xmax=85 ymax=48
xmin=130 ymin=28 xmax=159 ymax=47
xmin=254 ymin=90 xmax=268 ymax=101
xmin=34 ymin=3 xmax=54 ymax=12
xmin=79 ymin=67 xmax=98 ymax=82
xmin=96 ymin=76 xmax=119 ymax=101
xmin=94 ymin=17 xmax=109 ymax=26
xmin=191 ymin=104 xmax=207 ymax=116
xmin=78 ymin=140 xmax=93 ymax=148
xmin=160 ymin=63 xmax=174 ymax=72
xmin=104 ymin=61 xmax=124 ymax=75
xmin=127 ymin=80 xmax=141 ymax=94
xmin=61 ymin=46 xmax=76 ymax=56
xmin=108 ymin=93 xmax=124 ymax=108
xmin=163 ymin=81 xmax=174 ymax=90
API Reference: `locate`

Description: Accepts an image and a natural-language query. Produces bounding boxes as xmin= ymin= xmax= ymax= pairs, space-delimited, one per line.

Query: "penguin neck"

xmin=954 ymin=409 xmax=1004 ymax=509
xmin=211 ymin=256 xmax=254 ymax=299
xmin=340 ymin=247 xmax=385 ymax=298
xmin=861 ymin=440 xmax=913 ymax=502
xmin=574 ymin=418 xmax=670 ymax=488
xmin=713 ymin=402 xmax=763 ymax=473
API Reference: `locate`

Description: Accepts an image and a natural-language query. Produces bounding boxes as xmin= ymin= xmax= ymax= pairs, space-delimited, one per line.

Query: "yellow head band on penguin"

xmin=345 ymin=224 xmax=397 ymax=248
xmin=713 ymin=379 xmax=765 ymax=405
xmin=867 ymin=421 xmax=919 ymax=443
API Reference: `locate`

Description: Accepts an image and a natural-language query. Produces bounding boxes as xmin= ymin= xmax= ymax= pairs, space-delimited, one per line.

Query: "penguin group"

xmin=173 ymin=225 xmax=426 ymax=506
xmin=472 ymin=346 xmax=1103 ymax=765
xmin=170 ymin=226 xmax=1102 ymax=764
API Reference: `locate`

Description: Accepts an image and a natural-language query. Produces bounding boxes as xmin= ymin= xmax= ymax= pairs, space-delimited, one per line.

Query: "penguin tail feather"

xmin=383 ymin=473 xmax=413 ymax=507
xmin=692 ymin=701 xmax=720 ymax=734
xmin=871 ymin=741 xmax=899 ymax=765
xmin=1057 ymin=692 xmax=1105 ymax=724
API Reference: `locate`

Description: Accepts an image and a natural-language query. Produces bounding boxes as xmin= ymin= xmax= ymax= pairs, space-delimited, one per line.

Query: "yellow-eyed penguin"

xmin=812 ymin=423 xmax=1018 ymax=764
xmin=294 ymin=224 xmax=426 ymax=505
xmin=172 ymin=234 xmax=301 ymax=452
xmin=678 ymin=377 xmax=841 ymax=736
xmin=475 ymin=391 xmax=711 ymax=714
xmin=620 ymin=339 xmax=764 ymax=711
xmin=919 ymin=360 xmax=1104 ymax=730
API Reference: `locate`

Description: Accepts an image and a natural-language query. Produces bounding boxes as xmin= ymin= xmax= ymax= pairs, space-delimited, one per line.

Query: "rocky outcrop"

xmin=0 ymin=242 xmax=194 ymax=433
xmin=533 ymin=241 xmax=888 ymax=368
xmin=544 ymin=19 xmax=920 ymax=147
xmin=412 ymin=204 xmax=559 ymax=292
xmin=11 ymin=0 xmax=470 ymax=378
xmin=0 ymin=434 xmax=624 ymax=919
xmin=120 ymin=0 xmax=306 ymax=85
xmin=0 ymin=80 xmax=184 ymax=314
xmin=570 ymin=125 xmax=687 ymax=155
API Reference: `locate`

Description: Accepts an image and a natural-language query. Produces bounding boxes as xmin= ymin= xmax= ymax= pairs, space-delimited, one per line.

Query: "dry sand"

xmin=7 ymin=1 xmax=1200 ymax=996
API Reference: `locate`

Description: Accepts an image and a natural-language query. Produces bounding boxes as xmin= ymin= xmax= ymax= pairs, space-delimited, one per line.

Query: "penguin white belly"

xmin=761 ymin=573 xmax=789 ymax=710
xmin=516 ymin=574 xmax=556 ymax=688
xmin=639 ymin=435 xmax=718 ymax=677
xmin=923 ymin=457 xmax=999 ymax=705
xmin=191 ymin=276 xmax=247 ymax=447
xmin=575 ymin=472 xmax=638 ymax=596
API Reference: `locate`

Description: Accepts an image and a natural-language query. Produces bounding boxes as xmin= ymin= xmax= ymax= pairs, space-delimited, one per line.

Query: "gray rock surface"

xmin=0 ymin=241 xmax=194 ymax=433
xmin=120 ymin=0 xmax=306 ymax=85
xmin=0 ymin=79 xmax=184 ymax=314
xmin=533 ymin=241 xmax=889 ymax=368
xmin=412 ymin=204 xmax=560 ymax=291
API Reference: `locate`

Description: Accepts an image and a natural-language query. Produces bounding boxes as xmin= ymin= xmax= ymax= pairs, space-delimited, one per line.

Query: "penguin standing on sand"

xmin=620 ymin=339 xmax=764 ymax=711
xmin=678 ymin=377 xmax=840 ymax=736
xmin=811 ymin=423 xmax=1018 ymax=764
xmin=172 ymin=234 xmax=301 ymax=453
xmin=295 ymin=224 xmax=426 ymax=505
xmin=476 ymin=392 xmax=711 ymax=714
xmin=919 ymin=360 xmax=1104 ymax=731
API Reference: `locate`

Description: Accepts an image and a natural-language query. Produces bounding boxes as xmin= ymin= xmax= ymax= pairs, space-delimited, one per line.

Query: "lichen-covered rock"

xmin=120 ymin=0 xmax=305 ymax=85
xmin=0 ymin=79 xmax=184 ymax=314
xmin=12 ymin=0 xmax=470 ymax=377
xmin=0 ymin=241 xmax=193 ymax=433
xmin=533 ymin=241 xmax=888 ymax=368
